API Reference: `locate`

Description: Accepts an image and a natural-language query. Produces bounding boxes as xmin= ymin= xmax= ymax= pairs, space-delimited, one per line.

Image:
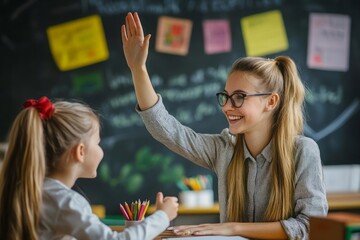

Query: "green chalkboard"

xmin=0 ymin=0 xmax=359 ymax=215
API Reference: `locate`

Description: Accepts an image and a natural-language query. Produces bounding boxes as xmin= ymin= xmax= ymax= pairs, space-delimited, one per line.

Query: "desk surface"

xmin=148 ymin=203 xmax=220 ymax=215
xmin=326 ymin=192 xmax=360 ymax=210
xmin=147 ymin=192 xmax=360 ymax=214
xmin=109 ymin=226 xmax=248 ymax=239
xmin=110 ymin=226 xmax=181 ymax=239
xmin=110 ymin=193 xmax=360 ymax=239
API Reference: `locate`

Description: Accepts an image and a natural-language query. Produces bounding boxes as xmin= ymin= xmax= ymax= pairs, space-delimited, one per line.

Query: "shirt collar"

xmin=243 ymin=138 xmax=272 ymax=163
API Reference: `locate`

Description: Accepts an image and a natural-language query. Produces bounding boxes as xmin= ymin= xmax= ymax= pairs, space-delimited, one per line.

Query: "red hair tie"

xmin=23 ymin=96 xmax=55 ymax=120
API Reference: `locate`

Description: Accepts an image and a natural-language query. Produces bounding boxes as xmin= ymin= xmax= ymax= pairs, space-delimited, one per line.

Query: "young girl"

xmin=0 ymin=96 xmax=178 ymax=240
xmin=121 ymin=12 xmax=328 ymax=240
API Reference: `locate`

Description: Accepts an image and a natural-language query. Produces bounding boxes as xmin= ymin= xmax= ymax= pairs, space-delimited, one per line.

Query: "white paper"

xmin=163 ymin=236 xmax=248 ymax=240
xmin=307 ymin=13 xmax=351 ymax=71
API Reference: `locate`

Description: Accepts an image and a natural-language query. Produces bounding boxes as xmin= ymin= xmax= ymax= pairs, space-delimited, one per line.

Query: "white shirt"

xmin=39 ymin=178 xmax=169 ymax=240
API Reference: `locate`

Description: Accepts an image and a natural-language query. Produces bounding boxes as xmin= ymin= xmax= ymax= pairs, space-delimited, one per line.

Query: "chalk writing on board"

xmin=306 ymin=85 xmax=342 ymax=105
xmin=101 ymin=64 xmax=228 ymax=130
xmin=87 ymin=0 xmax=282 ymax=15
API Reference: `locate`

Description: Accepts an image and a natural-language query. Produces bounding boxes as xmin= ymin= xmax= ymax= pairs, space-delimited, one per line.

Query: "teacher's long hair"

xmin=226 ymin=56 xmax=305 ymax=222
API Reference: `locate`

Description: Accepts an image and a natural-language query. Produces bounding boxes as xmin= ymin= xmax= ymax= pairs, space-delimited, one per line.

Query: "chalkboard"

xmin=1 ymin=0 xmax=359 ymax=215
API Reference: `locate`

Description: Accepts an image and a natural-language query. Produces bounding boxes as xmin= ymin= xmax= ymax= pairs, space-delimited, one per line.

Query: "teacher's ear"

xmin=265 ymin=93 xmax=280 ymax=111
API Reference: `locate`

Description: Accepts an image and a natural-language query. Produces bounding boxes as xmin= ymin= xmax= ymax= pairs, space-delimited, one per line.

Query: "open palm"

xmin=121 ymin=12 xmax=151 ymax=71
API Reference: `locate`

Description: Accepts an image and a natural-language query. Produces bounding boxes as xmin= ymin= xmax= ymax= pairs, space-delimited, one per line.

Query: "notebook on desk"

xmin=163 ymin=236 xmax=248 ymax=240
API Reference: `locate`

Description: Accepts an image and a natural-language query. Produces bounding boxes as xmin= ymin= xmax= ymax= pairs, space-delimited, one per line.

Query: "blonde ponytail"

xmin=264 ymin=56 xmax=304 ymax=221
xmin=0 ymin=108 xmax=46 ymax=240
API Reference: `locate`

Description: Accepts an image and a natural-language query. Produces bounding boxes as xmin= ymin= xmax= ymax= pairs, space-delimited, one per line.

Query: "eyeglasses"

xmin=216 ymin=91 xmax=272 ymax=108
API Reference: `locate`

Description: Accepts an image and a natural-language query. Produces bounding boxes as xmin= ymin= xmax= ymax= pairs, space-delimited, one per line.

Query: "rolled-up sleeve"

xmin=280 ymin=137 xmax=328 ymax=240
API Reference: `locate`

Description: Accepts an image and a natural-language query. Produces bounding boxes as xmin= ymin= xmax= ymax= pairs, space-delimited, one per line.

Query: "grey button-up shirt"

xmin=244 ymin=142 xmax=273 ymax=222
xmin=137 ymin=95 xmax=328 ymax=240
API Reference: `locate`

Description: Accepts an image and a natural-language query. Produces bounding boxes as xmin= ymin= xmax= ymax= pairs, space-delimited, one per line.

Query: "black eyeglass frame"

xmin=216 ymin=91 xmax=273 ymax=108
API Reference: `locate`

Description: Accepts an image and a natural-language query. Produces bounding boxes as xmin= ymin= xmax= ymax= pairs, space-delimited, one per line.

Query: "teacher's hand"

xmin=169 ymin=223 xmax=238 ymax=236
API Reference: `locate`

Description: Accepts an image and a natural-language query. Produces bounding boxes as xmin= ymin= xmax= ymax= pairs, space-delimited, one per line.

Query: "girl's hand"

xmin=121 ymin=12 xmax=150 ymax=71
xmin=155 ymin=192 xmax=179 ymax=221
xmin=169 ymin=223 xmax=238 ymax=236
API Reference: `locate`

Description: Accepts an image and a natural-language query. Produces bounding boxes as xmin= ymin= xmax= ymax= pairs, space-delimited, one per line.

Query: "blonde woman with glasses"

xmin=122 ymin=12 xmax=328 ymax=240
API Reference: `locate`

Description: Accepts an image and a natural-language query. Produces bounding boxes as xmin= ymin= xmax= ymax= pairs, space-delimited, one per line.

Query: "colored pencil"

xmin=124 ymin=202 xmax=133 ymax=220
xmin=119 ymin=203 xmax=130 ymax=220
xmin=119 ymin=199 xmax=151 ymax=221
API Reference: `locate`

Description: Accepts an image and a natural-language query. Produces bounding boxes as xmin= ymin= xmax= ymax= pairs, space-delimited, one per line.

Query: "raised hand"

xmin=121 ymin=12 xmax=151 ymax=71
xmin=121 ymin=12 xmax=158 ymax=110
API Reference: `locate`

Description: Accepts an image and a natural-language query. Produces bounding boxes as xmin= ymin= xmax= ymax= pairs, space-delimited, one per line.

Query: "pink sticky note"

xmin=203 ymin=19 xmax=231 ymax=54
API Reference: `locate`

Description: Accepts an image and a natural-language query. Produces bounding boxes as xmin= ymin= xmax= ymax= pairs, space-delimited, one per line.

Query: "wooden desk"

xmin=327 ymin=192 xmax=360 ymax=211
xmin=147 ymin=203 xmax=220 ymax=225
xmin=146 ymin=192 xmax=360 ymax=224
xmin=110 ymin=226 xmax=249 ymax=239
xmin=147 ymin=203 xmax=220 ymax=215
xmin=108 ymin=193 xmax=360 ymax=239
xmin=110 ymin=226 xmax=181 ymax=239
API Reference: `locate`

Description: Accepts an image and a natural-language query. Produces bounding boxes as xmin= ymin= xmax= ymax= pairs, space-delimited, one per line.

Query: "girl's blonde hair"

xmin=0 ymin=99 xmax=99 ymax=240
xmin=227 ymin=56 xmax=305 ymax=222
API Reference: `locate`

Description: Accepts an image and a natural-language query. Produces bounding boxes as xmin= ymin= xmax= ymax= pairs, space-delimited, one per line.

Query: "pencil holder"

xmin=119 ymin=199 xmax=150 ymax=222
xmin=179 ymin=190 xmax=214 ymax=208
xmin=125 ymin=220 xmax=143 ymax=228
xmin=179 ymin=191 xmax=198 ymax=208
xmin=196 ymin=189 xmax=214 ymax=207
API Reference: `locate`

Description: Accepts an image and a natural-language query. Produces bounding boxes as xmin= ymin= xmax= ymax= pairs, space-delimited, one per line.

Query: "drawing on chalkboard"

xmin=46 ymin=15 xmax=109 ymax=71
xmin=305 ymin=99 xmax=359 ymax=141
xmin=203 ymin=19 xmax=232 ymax=54
xmin=98 ymin=146 xmax=185 ymax=193
xmin=307 ymin=13 xmax=351 ymax=72
xmin=155 ymin=16 xmax=193 ymax=56
xmin=240 ymin=10 xmax=288 ymax=56
xmin=72 ymin=71 xmax=103 ymax=95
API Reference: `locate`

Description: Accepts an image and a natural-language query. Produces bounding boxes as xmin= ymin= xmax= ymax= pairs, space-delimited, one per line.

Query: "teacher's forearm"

xmin=131 ymin=66 xmax=158 ymax=111
xmin=234 ymin=222 xmax=288 ymax=239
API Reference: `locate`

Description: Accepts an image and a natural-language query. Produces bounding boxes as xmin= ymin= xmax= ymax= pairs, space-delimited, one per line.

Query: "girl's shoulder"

xmin=43 ymin=178 xmax=90 ymax=210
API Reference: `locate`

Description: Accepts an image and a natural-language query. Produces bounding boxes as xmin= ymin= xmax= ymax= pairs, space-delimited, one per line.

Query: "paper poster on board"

xmin=155 ymin=16 xmax=193 ymax=56
xmin=307 ymin=13 xmax=351 ymax=72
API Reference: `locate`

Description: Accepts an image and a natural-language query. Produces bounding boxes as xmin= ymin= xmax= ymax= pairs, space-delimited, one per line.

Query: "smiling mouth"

xmin=227 ymin=115 xmax=243 ymax=122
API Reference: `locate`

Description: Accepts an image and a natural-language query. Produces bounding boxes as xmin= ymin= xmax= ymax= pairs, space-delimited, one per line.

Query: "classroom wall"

xmin=0 ymin=0 xmax=359 ymax=215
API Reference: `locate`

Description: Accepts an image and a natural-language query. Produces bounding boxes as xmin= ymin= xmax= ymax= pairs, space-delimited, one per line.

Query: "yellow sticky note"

xmin=47 ymin=15 xmax=109 ymax=71
xmin=241 ymin=10 xmax=288 ymax=56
